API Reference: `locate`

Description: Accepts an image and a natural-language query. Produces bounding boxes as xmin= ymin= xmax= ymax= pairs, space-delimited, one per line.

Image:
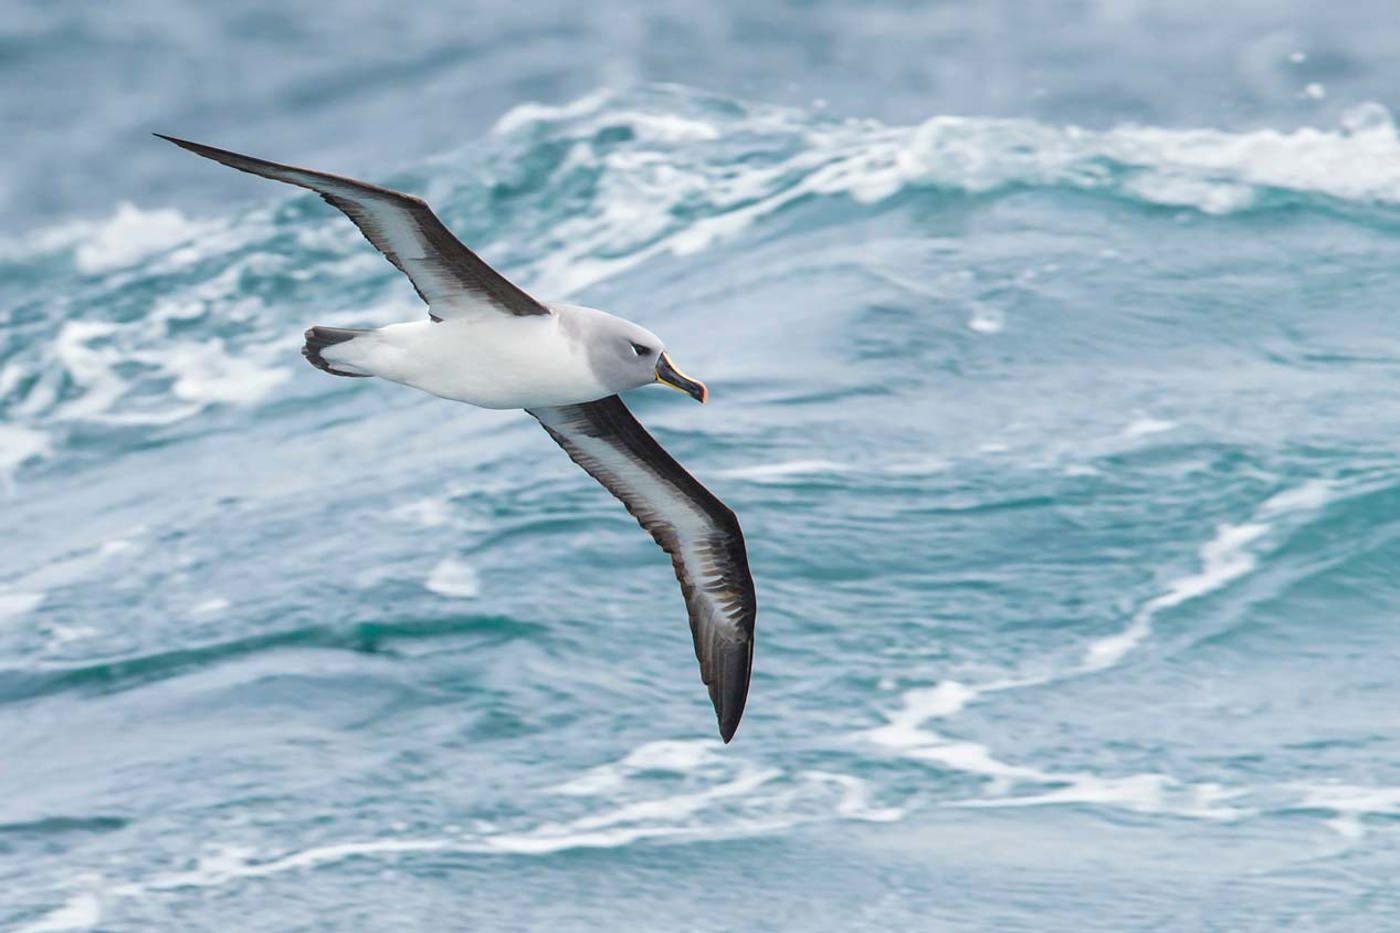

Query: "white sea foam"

xmin=21 ymin=314 xmax=291 ymax=426
xmin=1120 ymin=175 xmax=1255 ymax=214
xmin=866 ymin=679 xmax=1249 ymax=820
xmin=603 ymin=111 xmax=721 ymax=143
xmin=553 ymin=738 xmax=718 ymax=796
xmin=6 ymin=220 xmax=300 ymax=428
xmin=1 ymin=538 xmax=140 ymax=643
xmin=392 ymin=497 xmax=454 ymax=528
xmin=719 ymin=459 xmax=853 ymax=481
xmin=162 ymin=340 xmax=291 ymax=405
xmin=38 ymin=736 xmax=893 ymax=915
xmin=1084 ymin=521 xmax=1267 ymax=671
xmin=501 ymin=92 xmax=1400 ymax=299
xmin=551 ymin=736 xmax=900 ymax=848
xmin=532 ymin=766 xmax=781 ymax=841
xmin=46 ymin=624 xmax=98 ymax=645
xmin=122 ymin=839 xmax=455 ymax=893
xmin=491 ymin=89 xmax=613 ymax=135
xmin=1122 ymin=417 xmax=1176 ymax=438
xmin=424 ymin=558 xmax=479 ymax=598
xmin=621 ymin=737 xmax=717 ymax=772
xmin=4 ymin=538 xmax=138 ymax=613
xmin=479 ymin=822 xmax=710 ymax=855
xmin=722 ymin=458 xmax=957 ymax=482
xmin=71 ymin=203 xmax=206 ymax=274
xmin=63 ymin=767 xmax=1387 ymax=922
xmin=2 ymin=202 xmax=207 ymax=276
xmin=865 ymin=680 xmax=978 ymax=751
xmin=41 ymin=321 xmax=124 ymax=422
xmin=1085 ymin=477 xmax=1343 ymax=671
xmin=1259 ymin=478 xmax=1339 ymax=517
xmin=15 ymin=92 xmax=1399 ymax=435
xmin=950 ymin=773 xmax=1247 ymax=821
xmin=0 ymin=424 xmax=50 ymax=480
xmin=14 ymin=892 xmax=101 ymax=933
xmin=0 ymin=590 xmax=45 ymax=621
xmin=859 ymin=481 xmax=1361 ymax=828
xmin=1288 ymin=782 xmax=1400 ymax=840
xmin=805 ymin=771 xmax=905 ymax=822
xmin=492 ymin=758 xmax=897 ymax=855
xmin=1 ymin=203 xmax=206 ymax=276
xmin=865 ymin=682 xmax=1400 ymax=832
xmin=881 ymin=458 xmax=950 ymax=476
xmin=865 ymin=679 xmax=1052 ymax=794
xmin=81 ymin=760 xmax=853 ymax=889
xmin=966 ymin=305 xmax=1005 ymax=334
xmin=15 ymin=94 xmax=1400 ymax=321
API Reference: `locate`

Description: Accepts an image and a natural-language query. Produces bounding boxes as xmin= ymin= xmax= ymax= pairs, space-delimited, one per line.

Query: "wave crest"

xmin=6 ymin=86 xmax=1400 ymax=458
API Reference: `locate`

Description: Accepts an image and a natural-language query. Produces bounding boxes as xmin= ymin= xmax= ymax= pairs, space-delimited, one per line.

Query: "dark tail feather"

xmin=303 ymin=326 xmax=371 ymax=378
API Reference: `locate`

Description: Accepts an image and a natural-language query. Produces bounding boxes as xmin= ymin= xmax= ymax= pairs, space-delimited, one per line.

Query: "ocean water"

xmin=6 ymin=4 xmax=1400 ymax=930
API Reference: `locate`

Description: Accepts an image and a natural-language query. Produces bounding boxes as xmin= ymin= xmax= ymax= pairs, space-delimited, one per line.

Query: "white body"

xmin=321 ymin=303 xmax=648 ymax=410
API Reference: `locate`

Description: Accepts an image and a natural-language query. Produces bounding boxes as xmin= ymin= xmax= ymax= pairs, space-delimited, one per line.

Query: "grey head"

xmin=554 ymin=303 xmax=708 ymax=403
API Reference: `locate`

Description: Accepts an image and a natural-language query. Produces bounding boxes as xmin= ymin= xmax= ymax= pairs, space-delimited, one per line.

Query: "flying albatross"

xmin=158 ymin=135 xmax=756 ymax=742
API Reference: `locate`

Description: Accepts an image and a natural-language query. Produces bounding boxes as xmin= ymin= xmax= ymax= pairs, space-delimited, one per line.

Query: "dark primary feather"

xmin=528 ymin=396 xmax=756 ymax=742
xmin=155 ymin=134 xmax=548 ymax=319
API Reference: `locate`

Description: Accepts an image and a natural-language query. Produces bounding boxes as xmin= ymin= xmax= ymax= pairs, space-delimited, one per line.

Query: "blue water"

xmin=6 ymin=3 xmax=1400 ymax=930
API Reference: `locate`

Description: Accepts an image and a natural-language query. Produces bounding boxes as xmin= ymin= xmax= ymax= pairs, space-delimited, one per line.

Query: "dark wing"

xmin=156 ymin=134 xmax=548 ymax=321
xmin=528 ymin=396 xmax=756 ymax=742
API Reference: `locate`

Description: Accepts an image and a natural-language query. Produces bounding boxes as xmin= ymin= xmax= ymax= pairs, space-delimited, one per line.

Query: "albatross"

xmin=158 ymin=135 xmax=756 ymax=742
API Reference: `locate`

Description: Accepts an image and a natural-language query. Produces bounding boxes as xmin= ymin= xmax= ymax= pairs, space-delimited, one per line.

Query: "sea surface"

xmin=5 ymin=3 xmax=1400 ymax=930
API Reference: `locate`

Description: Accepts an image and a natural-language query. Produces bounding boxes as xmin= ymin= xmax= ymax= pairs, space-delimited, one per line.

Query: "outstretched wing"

xmin=157 ymin=134 xmax=548 ymax=321
xmin=528 ymin=396 xmax=756 ymax=742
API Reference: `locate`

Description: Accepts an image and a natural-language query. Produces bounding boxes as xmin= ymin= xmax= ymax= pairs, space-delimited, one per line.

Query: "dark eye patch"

xmin=630 ymin=342 xmax=651 ymax=356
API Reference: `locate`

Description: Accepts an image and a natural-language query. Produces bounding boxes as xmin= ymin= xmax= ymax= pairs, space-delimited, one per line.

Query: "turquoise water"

xmin=7 ymin=6 xmax=1400 ymax=930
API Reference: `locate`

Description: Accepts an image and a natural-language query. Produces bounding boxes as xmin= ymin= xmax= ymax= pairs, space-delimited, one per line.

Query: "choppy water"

xmin=7 ymin=5 xmax=1400 ymax=931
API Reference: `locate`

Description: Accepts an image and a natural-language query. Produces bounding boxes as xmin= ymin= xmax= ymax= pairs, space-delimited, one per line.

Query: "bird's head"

xmin=568 ymin=305 xmax=709 ymax=403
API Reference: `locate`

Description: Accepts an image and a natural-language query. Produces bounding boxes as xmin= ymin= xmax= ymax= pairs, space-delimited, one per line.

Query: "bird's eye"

xmin=630 ymin=342 xmax=651 ymax=357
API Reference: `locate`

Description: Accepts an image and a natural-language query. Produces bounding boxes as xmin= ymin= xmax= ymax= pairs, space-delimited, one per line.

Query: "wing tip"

xmin=712 ymin=642 xmax=753 ymax=744
xmin=716 ymin=690 xmax=749 ymax=743
xmin=155 ymin=133 xmax=221 ymax=161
